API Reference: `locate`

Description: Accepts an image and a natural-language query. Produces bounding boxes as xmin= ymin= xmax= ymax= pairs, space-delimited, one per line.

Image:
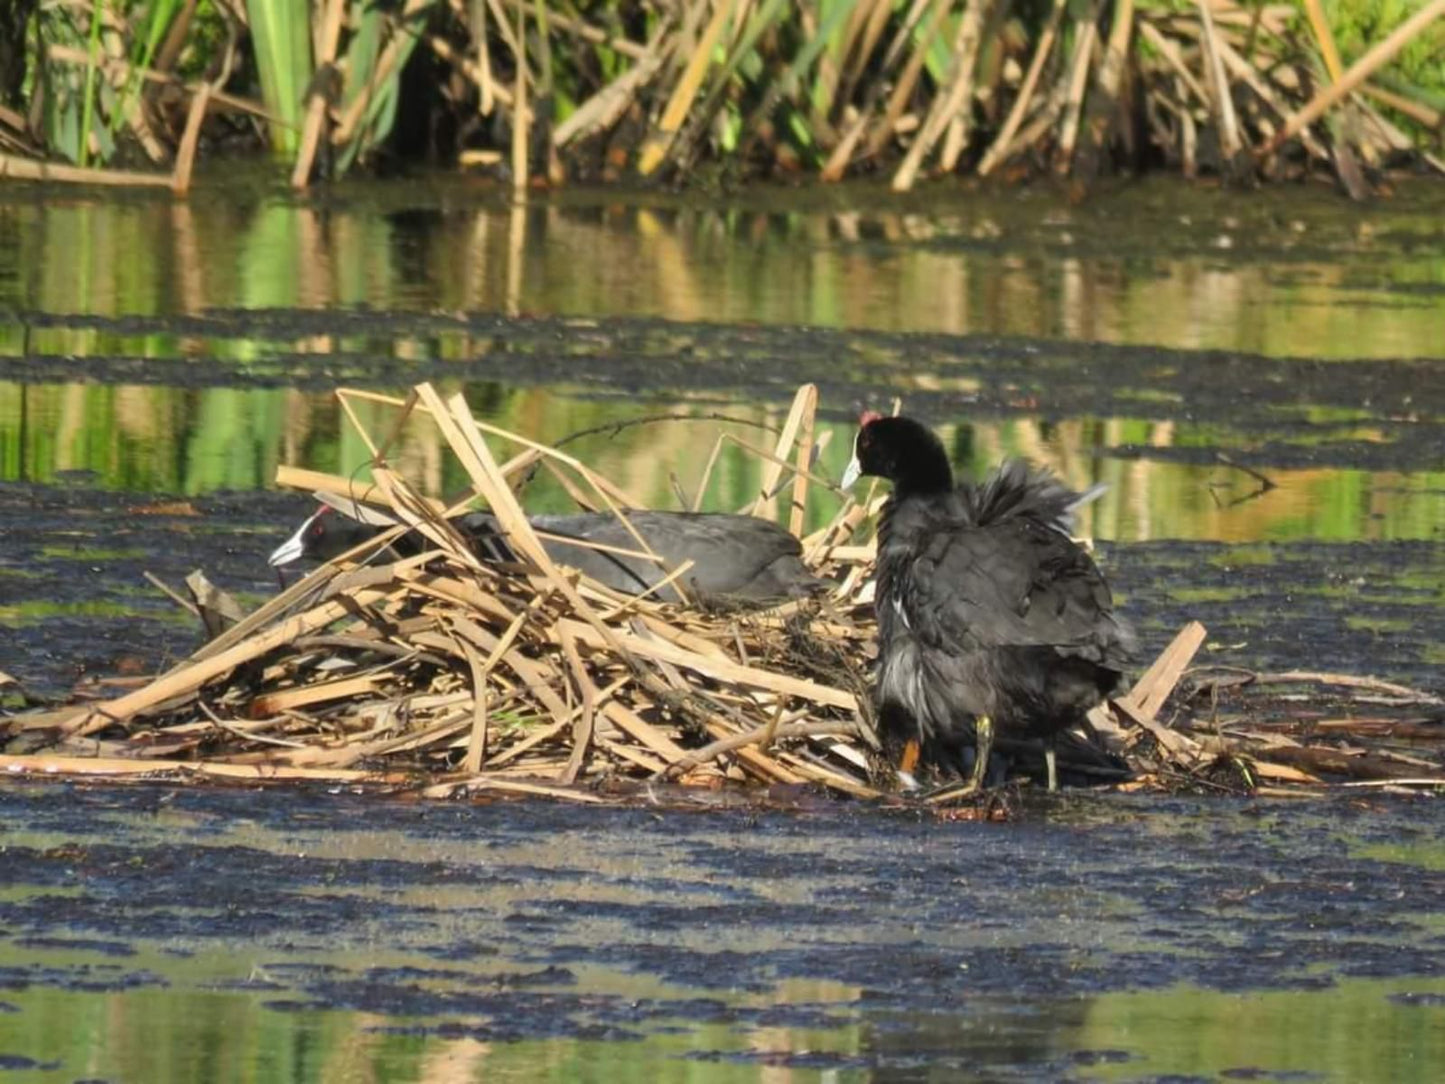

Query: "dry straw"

xmin=8 ymin=382 xmax=1443 ymax=803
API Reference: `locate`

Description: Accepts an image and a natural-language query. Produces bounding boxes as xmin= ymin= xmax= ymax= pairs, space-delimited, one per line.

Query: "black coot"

xmin=841 ymin=412 xmax=1130 ymax=792
xmin=269 ymin=504 xmax=827 ymax=604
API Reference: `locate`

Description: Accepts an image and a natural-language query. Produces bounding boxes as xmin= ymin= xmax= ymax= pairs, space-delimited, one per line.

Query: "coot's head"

xmin=269 ymin=507 xmax=380 ymax=566
xmin=841 ymin=412 xmax=953 ymax=495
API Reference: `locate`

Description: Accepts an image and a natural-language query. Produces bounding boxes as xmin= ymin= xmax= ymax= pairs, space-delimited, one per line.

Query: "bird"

xmin=268 ymin=501 xmax=829 ymax=604
xmin=841 ymin=412 xmax=1130 ymax=793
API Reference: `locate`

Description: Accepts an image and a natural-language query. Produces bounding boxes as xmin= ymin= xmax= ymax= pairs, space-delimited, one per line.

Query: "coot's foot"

xmin=921 ymin=715 xmax=993 ymax=804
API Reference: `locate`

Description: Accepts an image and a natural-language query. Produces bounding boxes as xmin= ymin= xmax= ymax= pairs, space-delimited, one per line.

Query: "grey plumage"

xmin=270 ymin=504 xmax=827 ymax=604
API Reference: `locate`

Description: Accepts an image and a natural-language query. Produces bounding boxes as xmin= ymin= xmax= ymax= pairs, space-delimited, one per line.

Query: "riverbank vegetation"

xmin=0 ymin=1 xmax=1441 ymax=195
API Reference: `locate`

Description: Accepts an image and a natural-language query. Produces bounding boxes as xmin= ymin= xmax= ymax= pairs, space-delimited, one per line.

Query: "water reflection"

xmin=2 ymin=177 xmax=1444 ymax=547
xmin=2 ymin=955 xmax=1442 ymax=1082
xmin=1 ymin=177 xmax=1443 ymax=355
xmin=3 ymin=380 xmax=1444 ymax=544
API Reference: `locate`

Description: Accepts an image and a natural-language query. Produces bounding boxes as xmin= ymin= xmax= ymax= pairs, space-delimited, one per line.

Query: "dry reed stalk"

xmin=1137 ymin=20 xmax=1210 ymax=107
xmin=1212 ymin=34 xmax=1328 ymax=161
xmin=291 ymin=0 xmax=346 ymax=189
xmin=1359 ymin=82 xmax=1441 ymax=129
xmin=0 ymin=754 xmax=416 ymax=786
xmin=837 ymin=0 xmax=896 ymax=112
xmin=1262 ymin=0 xmax=1445 ymax=156
xmin=43 ymin=44 xmax=279 ymax=127
xmin=332 ymin=0 xmax=433 ymax=148
xmin=557 ymin=625 xmax=597 ymax=784
xmin=866 ymin=0 xmax=952 ymax=158
xmin=638 ymin=0 xmax=737 ymax=176
xmin=1075 ymin=0 xmax=1134 ymax=178
xmin=1196 ymin=0 xmax=1243 ymax=162
xmin=819 ymin=107 xmax=870 ymax=181
xmin=0 ymin=151 xmax=173 ymax=187
xmin=751 ymin=383 xmax=814 ymax=519
xmin=1054 ymin=13 xmax=1099 ymax=174
xmin=171 ymin=83 xmax=209 ymax=194
xmin=978 ymin=0 xmax=1066 ymax=176
xmin=510 ymin=0 xmax=528 ymax=195
xmin=428 ymin=34 xmax=515 ymax=110
xmin=468 ymin=0 xmax=496 ymax=114
xmin=892 ymin=0 xmax=993 ymax=190
xmin=553 ymin=51 xmax=664 ymax=147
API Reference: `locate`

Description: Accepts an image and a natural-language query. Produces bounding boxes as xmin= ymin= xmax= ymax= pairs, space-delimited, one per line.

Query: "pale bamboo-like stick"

xmin=554 ymin=51 xmax=664 ymax=147
xmin=557 ymin=626 xmax=596 ymax=785
xmin=454 ymin=632 xmax=491 ymax=774
xmin=1256 ymin=0 xmax=1445 ymax=154
xmin=691 ymin=433 xmax=727 ymax=512
xmin=752 ymin=383 xmax=815 ymax=518
xmin=603 ymin=701 xmax=691 ymax=762
xmin=332 ymin=0 xmax=433 ymax=146
xmin=1055 ymin=15 xmax=1099 ymax=174
xmin=0 ymin=152 xmax=171 ymax=187
xmin=0 ymin=754 xmax=414 ymax=785
xmin=978 ymin=0 xmax=1067 ymax=176
xmin=1212 ymin=34 xmax=1328 ymax=159
xmin=1136 ymin=19 xmax=1210 ymax=106
xmin=865 ymin=0 xmax=952 ymax=158
xmin=1196 ymin=0 xmax=1241 ymax=160
xmin=891 ymin=0 xmax=991 ymax=190
xmin=171 ymin=83 xmax=209 ymax=194
xmin=510 ymin=0 xmax=528 ymax=196
xmin=291 ymin=0 xmax=346 ymax=189
xmin=43 ymin=44 xmax=281 ymax=126
xmin=58 ymin=590 xmax=391 ymax=737
xmin=557 ymin=619 xmax=858 ymax=710
xmin=788 ymin=385 xmax=817 ymax=538
xmin=637 ymin=0 xmax=736 ymax=175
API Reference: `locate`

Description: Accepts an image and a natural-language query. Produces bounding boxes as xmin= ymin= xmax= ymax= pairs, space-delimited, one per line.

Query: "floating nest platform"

xmin=5 ymin=383 xmax=1443 ymax=807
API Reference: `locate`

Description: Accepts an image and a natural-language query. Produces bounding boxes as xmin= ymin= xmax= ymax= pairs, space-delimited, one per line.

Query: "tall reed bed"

xmin=1 ymin=2 xmax=1441 ymax=193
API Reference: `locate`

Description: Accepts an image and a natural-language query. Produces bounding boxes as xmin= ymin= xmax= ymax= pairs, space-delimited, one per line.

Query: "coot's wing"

xmin=903 ymin=516 xmax=1123 ymax=662
xmin=600 ymin=513 xmax=805 ymax=596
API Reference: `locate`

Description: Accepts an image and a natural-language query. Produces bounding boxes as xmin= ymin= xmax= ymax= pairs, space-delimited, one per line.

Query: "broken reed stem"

xmin=1262 ymin=0 xmax=1445 ymax=156
xmin=665 ymin=719 xmax=865 ymax=775
xmin=637 ymin=0 xmax=734 ymax=176
xmin=1054 ymin=12 xmax=1098 ymax=174
xmin=978 ymin=0 xmax=1065 ymax=177
xmin=1196 ymin=0 xmax=1242 ymax=160
xmin=290 ymin=0 xmax=345 ymax=189
xmin=511 ymin=0 xmax=528 ymax=196
xmin=891 ymin=0 xmax=991 ymax=190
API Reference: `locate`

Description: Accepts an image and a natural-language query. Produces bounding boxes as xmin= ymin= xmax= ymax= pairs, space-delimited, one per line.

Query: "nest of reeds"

xmin=11 ymin=382 xmax=890 ymax=801
xmin=6 ymin=381 xmax=1443 ymax=804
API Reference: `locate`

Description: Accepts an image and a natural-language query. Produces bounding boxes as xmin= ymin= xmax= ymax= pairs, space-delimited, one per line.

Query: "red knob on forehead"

xmin=859 ymin=410 xmax=883 ymax=427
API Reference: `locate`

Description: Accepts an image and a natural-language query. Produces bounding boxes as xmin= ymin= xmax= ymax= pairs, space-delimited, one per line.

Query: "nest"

xmin=10 ymin=383 xmax=887 ymax=801
xmin=6 ymin=382 xmax=1443 ymax=805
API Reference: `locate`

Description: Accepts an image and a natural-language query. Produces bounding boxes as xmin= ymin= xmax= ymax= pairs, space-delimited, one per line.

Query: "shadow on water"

xmin=1 ymin=784 xmax=1445 ymax=1083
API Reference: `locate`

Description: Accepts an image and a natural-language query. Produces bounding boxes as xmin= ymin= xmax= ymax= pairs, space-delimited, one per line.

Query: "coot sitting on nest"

xmin=841 ymin=412 xmax=1130 ymax=792
xmin=269 ymin=503 xmax=828 ymax=604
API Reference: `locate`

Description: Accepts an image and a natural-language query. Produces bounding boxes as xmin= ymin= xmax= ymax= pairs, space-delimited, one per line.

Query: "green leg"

xmin=921 ymin=715 xmax=993 ymax=806
xmin=1045 ymin=741 xmax=1058 ymax=793
xmin=970 ymin=715 xmax=993 ymax=792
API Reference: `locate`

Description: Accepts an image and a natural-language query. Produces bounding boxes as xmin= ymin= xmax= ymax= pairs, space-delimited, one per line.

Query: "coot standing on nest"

xmin=269 ymin=503 xmax=828 ymax=604
xmin=841 ymin=412 xmax=1130 ymax=792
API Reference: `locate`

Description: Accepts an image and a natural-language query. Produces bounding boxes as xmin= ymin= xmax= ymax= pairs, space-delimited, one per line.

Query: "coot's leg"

xmin=970 ymin=715 xmax=993 ymax=792
xmin=897 ymin=737 xmax=921 ymax=791
xmin=1044 ymin=740 xmax=1058 ymax=792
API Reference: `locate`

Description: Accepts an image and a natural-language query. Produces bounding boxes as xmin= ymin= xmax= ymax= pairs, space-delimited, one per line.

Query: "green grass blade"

xmin=245 ymin=0 xmax=313 ymax=154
